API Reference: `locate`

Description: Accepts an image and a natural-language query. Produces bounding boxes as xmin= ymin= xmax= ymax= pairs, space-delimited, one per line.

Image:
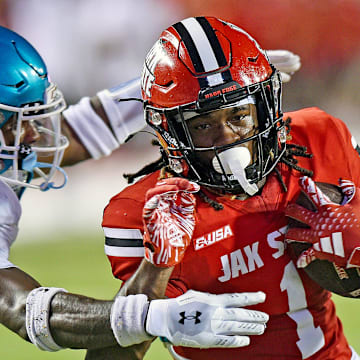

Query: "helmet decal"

xmin=142 ymin=40 xmax=168 ymax=98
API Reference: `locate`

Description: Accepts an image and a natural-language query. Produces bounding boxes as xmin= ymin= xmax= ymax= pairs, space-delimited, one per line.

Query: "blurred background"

xmin=0 ymin=0 xmax=360 ymax=359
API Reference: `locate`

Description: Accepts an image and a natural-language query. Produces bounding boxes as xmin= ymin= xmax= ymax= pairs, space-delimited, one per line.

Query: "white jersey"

xmin=0 ymin=179 xmax=21 ymax=269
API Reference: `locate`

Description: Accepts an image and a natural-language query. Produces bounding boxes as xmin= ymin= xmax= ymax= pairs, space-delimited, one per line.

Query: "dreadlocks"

xmin=123 ymin=117 xmax=313 ymax=210
xmin=276 ymin=117 xmax=313 ymax=192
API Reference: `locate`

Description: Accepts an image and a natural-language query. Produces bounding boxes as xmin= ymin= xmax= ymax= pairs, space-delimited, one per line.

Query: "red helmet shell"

xmin=141 ymin=17 xmax=273 ymax=109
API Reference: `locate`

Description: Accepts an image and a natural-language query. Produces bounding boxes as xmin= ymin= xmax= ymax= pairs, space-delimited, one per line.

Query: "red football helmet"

xmin=142 ymin=16 xmax=285 ymax=193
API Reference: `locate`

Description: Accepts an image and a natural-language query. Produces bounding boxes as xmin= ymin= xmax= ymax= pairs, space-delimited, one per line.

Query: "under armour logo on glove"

xmin=179 ymin=311 xmax=202 ymax=325
xmin=285 ymin=176 xmax=360 ymax=268
xmin=19 ymin=143 xmax=32 ymax=157
xmin=143 ymin=177 xmax=200 ymax=267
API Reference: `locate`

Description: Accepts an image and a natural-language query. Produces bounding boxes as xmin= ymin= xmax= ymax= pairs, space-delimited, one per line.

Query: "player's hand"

xmin=146 ymin=290 xmax=268 ymax=349
xmin=266 ymin=49 xmax=301 ymax=83
xmin=143 ymin=177 xmax=200 ymax=267
xmin=285 ymin=176 xmax=360 ymax=268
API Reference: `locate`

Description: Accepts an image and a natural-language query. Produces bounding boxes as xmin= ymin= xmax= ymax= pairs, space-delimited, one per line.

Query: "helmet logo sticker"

xmin=141 ymin=40 xmax=167 ymax=97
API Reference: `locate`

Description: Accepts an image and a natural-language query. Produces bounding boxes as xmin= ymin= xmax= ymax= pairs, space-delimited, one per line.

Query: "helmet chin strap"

xmin=212 ymin=147 xmax=259 ymax=195
xmin=21 ymin=151 xmax=68 ymax=191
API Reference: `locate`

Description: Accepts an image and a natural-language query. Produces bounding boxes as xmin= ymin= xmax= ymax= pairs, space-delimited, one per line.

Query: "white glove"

xmin=146 ymin=290 xmax=268 ymax=349
xmin=266 ymin=49 xmax=301 ymax=83
xmin=0 ymin=179 xmax=21 ymax=268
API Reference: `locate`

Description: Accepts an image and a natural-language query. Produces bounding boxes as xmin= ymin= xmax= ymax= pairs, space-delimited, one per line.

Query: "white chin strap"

xmin=212 ymin=147 xmax=258 ymax=196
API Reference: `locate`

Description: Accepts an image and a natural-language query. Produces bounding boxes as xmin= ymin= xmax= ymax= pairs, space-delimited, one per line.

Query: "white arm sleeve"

xmin=63 ymin=77 xmax=145 ymax=159
xmin=0 ymin=180 xmax=21 ymax=269
xmin=97 ymin=77 xmax=145 ymax=144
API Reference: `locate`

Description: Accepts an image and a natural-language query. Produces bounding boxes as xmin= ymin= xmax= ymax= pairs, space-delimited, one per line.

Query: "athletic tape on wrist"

xmin=26 ymin=287 xmax=68 ymax=352
xmin=63 ymin=97 xmax=119 ymax=159
xmin=110 ymin=294 xmax=152 ymax=347
xmin=96 ymin=78 xmax=146 ymax=144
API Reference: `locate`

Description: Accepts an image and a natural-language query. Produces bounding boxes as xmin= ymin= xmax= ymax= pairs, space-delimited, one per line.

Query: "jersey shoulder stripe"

xmin=103 ymin=227 xmax=144 ymax=258
xmin=105 ymin=238 xmax=143 ymax=247
xmin=103 ymin=227 xmax=142 ymax=239
xmin=105 ymin=245 xmax=144 ymax=258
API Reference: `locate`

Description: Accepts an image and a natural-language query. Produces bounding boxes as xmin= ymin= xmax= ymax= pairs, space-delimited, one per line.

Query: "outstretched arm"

xmin=0 ymin=181 xmax=169 ymax=353
xmin=0 ymin=266 xmax=118 ymax=349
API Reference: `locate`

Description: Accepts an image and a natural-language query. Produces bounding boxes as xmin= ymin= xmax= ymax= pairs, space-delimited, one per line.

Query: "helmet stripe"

xmin=181 ymin=17 xmax=220 ymax=73
xmin=174 ymin=17 xmax=233 ymax=88
xmin=172 ymin=21 xmax=208 ymax=88
xmin=195 ymin=17 xmax=233 ymax=84
xmin=196 ymin=17 xmax=227 ymax=67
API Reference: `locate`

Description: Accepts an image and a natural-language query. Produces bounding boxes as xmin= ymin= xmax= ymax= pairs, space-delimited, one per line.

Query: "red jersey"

xmin=103 ymin=108 xmax=360 ymax=359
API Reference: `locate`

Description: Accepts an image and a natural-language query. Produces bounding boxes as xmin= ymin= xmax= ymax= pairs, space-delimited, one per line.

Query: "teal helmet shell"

xmin=0 ymin=26 xmax=50 ymax=126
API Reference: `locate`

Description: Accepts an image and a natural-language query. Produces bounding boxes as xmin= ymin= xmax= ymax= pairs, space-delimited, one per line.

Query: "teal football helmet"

xmin=0 ymin=26 xmax=69 ymax=196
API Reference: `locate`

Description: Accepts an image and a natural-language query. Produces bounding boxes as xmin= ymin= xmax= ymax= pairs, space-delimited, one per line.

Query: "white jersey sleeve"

xmin=0 ymin=180 xmax=21 ymax=269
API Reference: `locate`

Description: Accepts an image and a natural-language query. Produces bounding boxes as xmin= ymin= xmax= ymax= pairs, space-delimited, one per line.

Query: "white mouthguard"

xmin=212 ymin=147 xmax=258 ymax=195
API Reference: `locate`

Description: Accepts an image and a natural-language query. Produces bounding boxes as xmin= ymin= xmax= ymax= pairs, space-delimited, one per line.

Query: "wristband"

xmin=110 ymin=294 xmax=153 ymax=347
xmin=26 ymin=287 xmax=68 ymax=351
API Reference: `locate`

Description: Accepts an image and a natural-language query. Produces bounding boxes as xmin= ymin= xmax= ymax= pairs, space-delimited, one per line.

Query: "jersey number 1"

xmin=280 ymin=261 xmax=325 ymax=359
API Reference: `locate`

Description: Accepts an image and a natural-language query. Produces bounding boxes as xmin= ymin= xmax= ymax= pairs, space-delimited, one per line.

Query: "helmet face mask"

xmin=0 ymin=27 xmax=69 ymax=196
xmin=142 ymin=17 xmax=286 ymax=194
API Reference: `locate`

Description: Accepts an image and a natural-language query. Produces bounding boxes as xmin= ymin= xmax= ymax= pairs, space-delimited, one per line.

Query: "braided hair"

xmin=124 ymin=117 xmax=313 ymax=210
xmin=275 ymin=117 xmax=313 ymax=192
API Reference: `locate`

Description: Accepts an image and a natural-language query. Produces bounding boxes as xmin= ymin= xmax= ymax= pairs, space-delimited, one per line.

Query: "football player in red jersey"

xmin=100 ymin=16 xmax=360 ymax=360
xmin=0 ymin=25 xmax=276 ymax=357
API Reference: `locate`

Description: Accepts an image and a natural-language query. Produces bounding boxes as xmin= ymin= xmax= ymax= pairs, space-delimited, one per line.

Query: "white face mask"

xmin=0 ymin=84 xmax=69 ymax=193
xmin=212 ymin=147 xmax=258 ymax=195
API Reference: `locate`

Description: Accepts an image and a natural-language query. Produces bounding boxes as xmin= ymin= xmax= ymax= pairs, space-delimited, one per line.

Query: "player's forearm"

xmin=49 ymin=292 xmax=116 ymax=349
xmin=47 ymin=260 xmax=173 ymax=350
xmin=0 ymin=267 xmax=118 ymax=349
xmin=60 ymin=96 xmax=104 ymax=166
